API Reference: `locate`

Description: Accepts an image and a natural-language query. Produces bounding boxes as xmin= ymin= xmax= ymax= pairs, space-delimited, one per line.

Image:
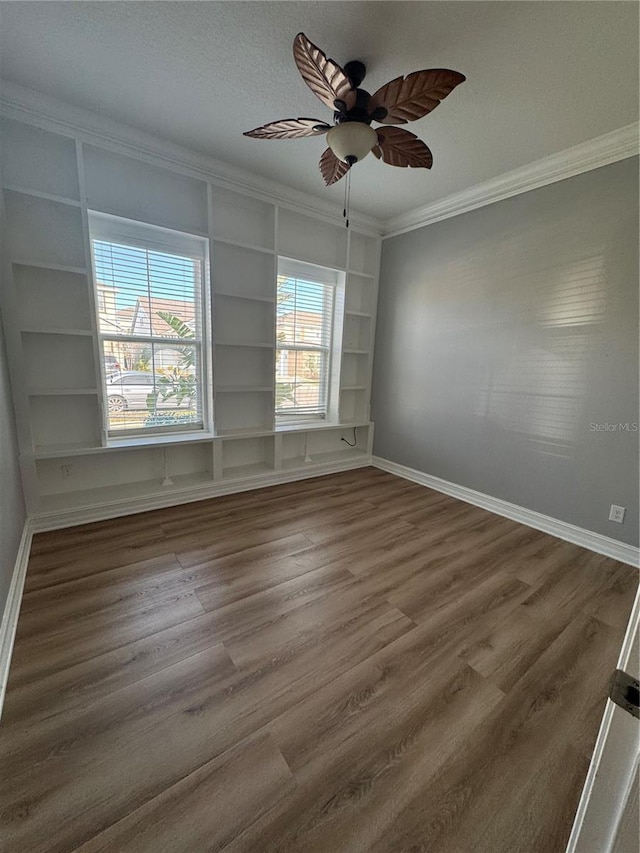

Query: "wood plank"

xmin=2 ymin=609 xmax=244 ymax=728
xmin=72 ymin=732 xmax=295 ymax=853
xmin=8 ymin=587 xmax=205 ymax=688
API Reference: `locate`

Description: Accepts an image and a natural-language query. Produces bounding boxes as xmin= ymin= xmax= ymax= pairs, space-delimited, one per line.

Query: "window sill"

xmin=107 ymin=431 xmax=215 ymax=449
xmin=275 ymin=419 xmax=351 ymax=433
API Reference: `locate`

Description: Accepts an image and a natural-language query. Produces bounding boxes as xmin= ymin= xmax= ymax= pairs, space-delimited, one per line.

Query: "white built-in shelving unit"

xmin=1 ymin=112 xmax=380 ymax=528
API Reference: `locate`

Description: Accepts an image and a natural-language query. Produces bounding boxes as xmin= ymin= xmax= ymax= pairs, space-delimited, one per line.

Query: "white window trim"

xmin=88 ymin=211 xmax=212 ymax=441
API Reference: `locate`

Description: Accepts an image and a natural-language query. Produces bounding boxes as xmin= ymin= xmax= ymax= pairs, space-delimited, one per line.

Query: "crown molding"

xmin=0 ymin=80 xmax=384 ymax=235
xmin=382 ymin=123 xmax=640 ymax=238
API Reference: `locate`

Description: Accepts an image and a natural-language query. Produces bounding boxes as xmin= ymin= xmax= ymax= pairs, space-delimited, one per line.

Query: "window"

xmin=276 ymin=259 xmax=336 ymax=420
xmin=89 ymin=212 xmax=209 ymax=436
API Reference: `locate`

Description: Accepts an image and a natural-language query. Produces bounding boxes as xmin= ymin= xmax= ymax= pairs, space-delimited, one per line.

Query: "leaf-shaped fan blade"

xmin=244 ymin=118 xmax=331 ymax=139
xmin=370 ymin=69 xmax=465 ymax=124
xmin=319 ymin=148 xmax=351 ymax=186
xmin=373 ymin=128 xmax=433 ymax=168
xmin=293 ymin=32 xmax=356 ymax=112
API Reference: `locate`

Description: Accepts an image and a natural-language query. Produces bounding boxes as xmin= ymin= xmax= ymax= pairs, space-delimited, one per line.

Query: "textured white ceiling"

xmin=1 ymin=2 xmax=638 ymax=221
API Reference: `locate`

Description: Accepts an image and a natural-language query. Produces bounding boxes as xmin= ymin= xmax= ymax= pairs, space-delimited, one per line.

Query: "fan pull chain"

xmin=343 ymin=169 xmax=352 ymax=229
xmin=343 ymin=174 xmax=348 ymax=227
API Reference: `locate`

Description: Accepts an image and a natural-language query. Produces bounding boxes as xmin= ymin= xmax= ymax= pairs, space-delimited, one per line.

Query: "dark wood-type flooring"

xmin=1 ymin=467 xmax=637 ymax=852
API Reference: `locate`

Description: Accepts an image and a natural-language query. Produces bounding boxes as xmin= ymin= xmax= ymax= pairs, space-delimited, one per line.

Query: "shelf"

xmin=108 ymin=432 xmax=215 ymax=450
xmin=11 ymin=260 xmax=88 ymax=275
xmin=32 ymin=422 xmax=370 ymax=456
xmin=275 ymin=420 xmax=369 ymax=434
xmin=214 ymin=291 xmax=275 ymax=304
xmin=34 ymin=443 xmax=104 ymax=460
xmin=215 ymin=341 xmax=274 ymax=349
xmin=212 ymin=236 xmax=275 ymax=255
xmin=347 ymin=269 xmax=376 ymax=279
xmin=38 ymin=471 xmax=213 ymax=513
xmin=216 ymin=386 xmax=273 ymax=394
xmin=21 ymin=327 xmax=93 ymax=337
xmin=215 ymin=426 xmax=274 ymax=439
xmin=34 ymin=432 xmax=215 ymax=458
xmin=281 ymin=448 xmax=368 ymax=470
xmin=341 ymin=385 xmax=367 ymax=392
xmin=2 ymin=185 xmax=82 ymax=207
xmin=345 ymin=310 xmax=372 ymax=318
xmin=88 ymin=203 xmax=210 ymax=238
xmin=28 ymin=388 xmax=99 ymax=397
xmin=222 ymin=462 xmax=273 ymax=481
xmin=343 ymin=349 xmax=370 ymax=355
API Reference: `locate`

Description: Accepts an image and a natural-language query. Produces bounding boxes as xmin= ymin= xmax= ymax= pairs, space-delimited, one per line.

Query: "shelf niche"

xmin=83 ymin=145 xmax=209 ymax=235
xmin=279 ymin=424 xmax=370 ymax=469
xmin=31 ymin=395 xmax=102 ymax=451
xmin=22 ymin=332 xmax=96 ymax=392
xmin=1 ymin=118 xmax=80 ymax=201
xmin=214 ymin=296 xmax=274 ymax=346
xmin=214 ymin=389 xmax=274 ymax=435
xmin=14 ymin=264 xmax=93 ymax=333
xmin=348 ymin=232 xmax=378 ymax=276
xmin=214 ymin=344 xmax=274 ymax=390
xmin=210 ymin=188 xmax=275 ymax=250
xmin=211 ymin=241 xmax=275 ymax=300
xmin=340 ymin=388 xmax=369 ymax=423
xmin=222 ymin=435 xmax=275 ymax=480
xmin=343 ymin=313 xmax=372 ymax=351
xmin=345 ymin=272 xmax=375 ymax=316
xmin=278 ymin=208 xmax=347 ymax=269
xmin=341 ymin=352 xmax=370 ymax=388
xmin=3 ymin=191 xmax=86 ymax=268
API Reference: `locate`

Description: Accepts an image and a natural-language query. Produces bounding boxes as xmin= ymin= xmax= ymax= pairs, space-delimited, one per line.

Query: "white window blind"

xmin=276 ymin=259 xmax=336 ymax=419
xmin=89 ymin=213 xmax=208 ymax=436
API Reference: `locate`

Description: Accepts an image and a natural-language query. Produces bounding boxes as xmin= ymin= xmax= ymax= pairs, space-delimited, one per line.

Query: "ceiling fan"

xmin=244 ymin=32 xmax=465 ymax=187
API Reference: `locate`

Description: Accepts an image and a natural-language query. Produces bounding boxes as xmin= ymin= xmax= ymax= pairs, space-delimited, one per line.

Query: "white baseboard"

xmin=31 ymin=455 xmax=372 ymax=532
xmin=0 ymin=518 xmax=34 ymax=719
xmin=373 ymin=456 xmax=640 ymax=568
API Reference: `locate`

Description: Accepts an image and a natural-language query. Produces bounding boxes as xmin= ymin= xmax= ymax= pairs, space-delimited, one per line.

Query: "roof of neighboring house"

xmin=131 ymin=297 xmax=196 ymax=338
xmin=116 ymin=307 xmax=135 ymax=333
xmin=278 ymin=310 xmax=322 ymax=324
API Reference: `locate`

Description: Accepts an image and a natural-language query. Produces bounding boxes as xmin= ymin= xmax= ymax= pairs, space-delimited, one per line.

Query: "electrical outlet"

xmin=61 ymin=464 xmax=73 ymax=480
xmin=609 ymin=504 xmax=626 ymax=524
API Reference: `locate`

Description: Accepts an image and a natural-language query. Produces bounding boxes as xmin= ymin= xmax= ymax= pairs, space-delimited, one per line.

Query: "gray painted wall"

xmin=0 ymin=307 xmax=26 ymax=613
xmin=372 ymin=157 xmax=639 ymax=546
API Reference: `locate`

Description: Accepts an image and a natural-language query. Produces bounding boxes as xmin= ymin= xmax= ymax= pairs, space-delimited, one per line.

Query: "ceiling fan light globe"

xmin=327 ymin=123 xmax=377 ymax=164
